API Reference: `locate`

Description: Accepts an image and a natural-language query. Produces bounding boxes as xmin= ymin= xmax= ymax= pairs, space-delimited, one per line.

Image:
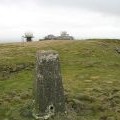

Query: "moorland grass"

xmin=0 ymin=40 xmax=120 ymax=119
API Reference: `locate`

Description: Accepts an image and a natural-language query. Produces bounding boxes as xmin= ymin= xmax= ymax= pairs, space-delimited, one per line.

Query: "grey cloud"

xmin=39 ymin=0 xmax=120 ymax=16
xmin=1 ymin=0 xmax=120 ymax=16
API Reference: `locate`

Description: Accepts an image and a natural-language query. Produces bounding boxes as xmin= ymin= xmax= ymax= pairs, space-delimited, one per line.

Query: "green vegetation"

xmin=0 ymin=39 xmax=120 ymax=120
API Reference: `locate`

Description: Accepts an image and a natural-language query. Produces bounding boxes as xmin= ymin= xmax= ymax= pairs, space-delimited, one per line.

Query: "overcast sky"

xmin=0 ymin=0 xmax=120 ymax=42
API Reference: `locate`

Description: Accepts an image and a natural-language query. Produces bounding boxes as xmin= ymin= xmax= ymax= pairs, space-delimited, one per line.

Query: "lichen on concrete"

xmin=33 ymin=50 xmax=65 ymax=119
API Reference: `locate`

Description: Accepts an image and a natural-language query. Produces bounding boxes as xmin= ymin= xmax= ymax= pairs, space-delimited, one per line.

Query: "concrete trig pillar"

xmin=33 ymin=50 xmax=65 ymax=119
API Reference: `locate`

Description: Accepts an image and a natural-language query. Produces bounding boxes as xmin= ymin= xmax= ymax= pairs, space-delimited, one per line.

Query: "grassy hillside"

xmin=0 ymin=40 xmax=120 ymax=120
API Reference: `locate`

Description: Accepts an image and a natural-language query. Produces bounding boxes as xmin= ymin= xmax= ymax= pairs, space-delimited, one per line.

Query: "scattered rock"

xmin=84 ymin=80 xmax=92 ymax=83
xmin=13 ymin=96 xmax=21 ymax=102
xmin=20 ymin=92 xmax=30 ymax=99
xmin=90 ymin=76 xmax=100 ymax=80
xmin=74 ymin=93 xmax=96 ymax=102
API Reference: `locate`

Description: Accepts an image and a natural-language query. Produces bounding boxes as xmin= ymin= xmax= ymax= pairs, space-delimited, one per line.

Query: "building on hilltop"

xmin=44 ymin=34 xmax=56 ymax=40
xmin=57 ymin=31 xmax=74 ymax=40
xmin=43 ymin=31 xmax=74 ymax=40
xmin=24 ymin=32 xmax=34 ymax=42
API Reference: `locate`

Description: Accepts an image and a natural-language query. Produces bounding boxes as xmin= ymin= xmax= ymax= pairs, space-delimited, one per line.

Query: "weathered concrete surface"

xmin=33 ymin=50 xmax=65 ymax=118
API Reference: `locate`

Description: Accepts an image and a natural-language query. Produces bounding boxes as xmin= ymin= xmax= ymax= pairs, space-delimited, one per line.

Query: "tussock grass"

xmin=0 ymin=40 xmax=120 ymax=119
